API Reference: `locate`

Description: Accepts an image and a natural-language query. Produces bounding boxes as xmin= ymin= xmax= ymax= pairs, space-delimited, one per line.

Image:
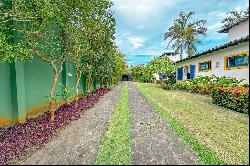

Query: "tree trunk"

xmin=180 ymin=46 xmax=184 ymax=60
xmin=101 ymin=79 xmax=103 ymax=88
xmin=87 ymin=75 xmax=92 ymax=95
xmin=75 ymin=65 xmax=81 ymax=108
xmin=187 ymin=45 xmax=192 ymax=58
xmin=50 ymin=62 xmax=59 ymax=121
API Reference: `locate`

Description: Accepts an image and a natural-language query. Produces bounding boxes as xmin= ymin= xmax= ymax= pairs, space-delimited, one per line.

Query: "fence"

xmin=0 ymin=1 xmax=102 ymax=126
xmin=0 ymin=58 xmax=95 ymax=126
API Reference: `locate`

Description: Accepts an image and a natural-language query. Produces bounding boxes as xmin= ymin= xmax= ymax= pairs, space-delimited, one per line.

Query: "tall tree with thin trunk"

xmin=164 ymin=11 xmax=207 ymax=59
xmin=2 ymin=0 xmax=125 ymax=122
xmin=12 ymin=0 xmax=69 ymax=121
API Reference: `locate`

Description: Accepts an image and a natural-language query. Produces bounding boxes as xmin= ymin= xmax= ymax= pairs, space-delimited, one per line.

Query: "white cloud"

xmin=112 ymin=0 xmax=248 ymax=65
xmin=112 ymin=0 xmax=173 ymax=22
xmin=128 ymin=36 xmax=145 ymax=49
xmin=137 ymin=46 xmax=165 ymax=56
xmin=137 ymin=25 xmax=145 ymax=30
xmin=207 ymin=22 xmax=222 ymax=31
xmin=235 ymin=6 xmax=244 ymax=11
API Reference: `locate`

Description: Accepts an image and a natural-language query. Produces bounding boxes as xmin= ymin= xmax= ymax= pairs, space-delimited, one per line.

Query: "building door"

xmin=177 ymin=67 xmax=183 ymax=80
xmin=190 ymin=65 xmax=195 ymax=79
xmin=185 ymin=66 xmax=191 ymax=79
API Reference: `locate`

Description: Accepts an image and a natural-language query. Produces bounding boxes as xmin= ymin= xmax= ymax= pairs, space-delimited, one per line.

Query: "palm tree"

xmin=164 ymin=12 xmax=207 ymax=59
xmin=184 ymin=17 xmax=207 ymax=57
xmin=164 ymin=18 xmax=184 ymax=60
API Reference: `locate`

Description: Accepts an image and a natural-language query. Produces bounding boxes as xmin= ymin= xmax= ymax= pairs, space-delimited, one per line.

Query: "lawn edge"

xmin=134 ymin=82 xmax=226 ymax=165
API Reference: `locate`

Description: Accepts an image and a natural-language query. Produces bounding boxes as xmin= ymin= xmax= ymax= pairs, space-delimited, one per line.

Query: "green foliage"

xmin=131 ymin=56 xmax=177 ymax=83
xmin=61 ymin=86 xmax=72 ymax=102
xmin=164 ymin=11 xmax=207 ymax=59
xmin=0 ymin=32 xmax=30 ymax=62
xmin=96 ymin=83 xmax=132 ymax=165
xmin=163 ymin=76 xmax=249 ymax=114
xmin=211 ymin=86 xmax=249 ymax=114
xmin=0 ymin=0 xmax=31 ymax=62
xmin=130 ymin=65 xmax=150 ymax=83
xmin=165 ymin=76 xmax=247 ymax=95
xmin=0 ymin=0 xmax=126 ymax=102
xmin=147 ymin=56 xmax=177 ymax=75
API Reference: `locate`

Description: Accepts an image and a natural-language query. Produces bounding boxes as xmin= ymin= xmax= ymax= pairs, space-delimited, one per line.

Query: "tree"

xmin=0 ymin=0 xmax=30 ymax=62
xmin=84 ymin=0 xmax=116 ymax=92
xmin=164 ymin=12 xmax=207 ymax=59
xmin=219 ymin=7 xmax=249 ymax=32
xmin=65 ymin=23 xmax=87 ymax=108
xmin=130 ymin=65 xmax=145 ymax=82
xmin=106 ymin=48 xmax=126 ymax=85
xmin=1 ymin=0 xmax=125 ymax=122
xmin=65 ymin=0 xmax=123 ymax=97
xmin=0 ymin=32 xmax=30 ymax=62
xmin=147 ymin=56 xmax=177 ymax=84
xmin=131 ymin=56 xmax=177 ymax=84
xmin=10 ymin=0 xmax=70 ymax=121
xmin=147 ymin=56 xmax=177 ymax=75
xmin=164 ymin=19 xmax=184 ymax=60
xmin=64 ymin=0 xmax=95 ymax=107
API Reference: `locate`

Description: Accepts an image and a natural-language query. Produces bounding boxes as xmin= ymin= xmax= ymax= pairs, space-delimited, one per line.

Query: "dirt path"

xmin=17 ymin=83 xmax=125 ymax=165
xmin=128 ymin=82 xmax=199 ymax=165
xmin=14 ymin=82 xmax=200 ymax=165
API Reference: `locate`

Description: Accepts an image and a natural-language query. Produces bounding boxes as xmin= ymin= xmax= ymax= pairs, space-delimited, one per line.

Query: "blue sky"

xmin=111 ymin=0 xmax=249 ymax=66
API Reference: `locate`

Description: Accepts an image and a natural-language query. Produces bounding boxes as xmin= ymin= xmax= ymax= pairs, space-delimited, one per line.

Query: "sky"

xmin=111 ymin=0 xmax=249 ymax=66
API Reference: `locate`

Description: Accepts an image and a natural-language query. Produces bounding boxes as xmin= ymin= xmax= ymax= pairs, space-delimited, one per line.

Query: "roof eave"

xmin=175 ymin=36 xmax=249 ymax=64
xmin=218 ymin=17 xmax=249 ymax=34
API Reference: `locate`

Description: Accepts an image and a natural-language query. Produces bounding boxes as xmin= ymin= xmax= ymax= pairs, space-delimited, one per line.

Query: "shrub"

xmin=162 ymin=76 xmax=249 ymax=113
xmin=211 ymin=86 xmax=249 ymax=114
xmin=170 ymin=76 xmax=248 ymax=95
xmin=162 ymin=83 xmax=174 ymax=90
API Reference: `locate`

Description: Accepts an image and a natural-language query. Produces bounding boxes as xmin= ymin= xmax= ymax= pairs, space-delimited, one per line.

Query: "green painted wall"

xmin=15 ymin=62 xmax=27 ymax=122
xmin=0 ymin=63 xmax=13 ymax=119
xmin=0 ymin=0 xmax=99 ymax=124
xmin=23 ymin=57 xmax=63 ymax=110
xmin=0 ymin=59 xmax=93 ymax=123
xmin=81 ymin=74 xmax=87 ymax=93
xmin=65 ymin=63 xmax=76 ymax=96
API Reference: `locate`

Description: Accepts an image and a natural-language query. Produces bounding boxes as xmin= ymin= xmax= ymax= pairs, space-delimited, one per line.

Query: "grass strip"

xmin=135 ymin=82 xmax=225 ymax=165
xmin=95 ymin=83 xmax=132 ymax=165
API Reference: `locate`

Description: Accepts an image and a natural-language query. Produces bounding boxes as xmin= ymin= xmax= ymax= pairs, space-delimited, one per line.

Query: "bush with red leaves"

xmin=0 ymin=88 xmax=110 ymax=165
xmin=211 ymin=86 xmax=249 ymax=114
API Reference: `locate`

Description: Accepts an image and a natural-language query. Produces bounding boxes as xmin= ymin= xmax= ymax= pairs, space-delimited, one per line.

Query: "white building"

xmin=175 ymin=17 xmax=249 ymax=83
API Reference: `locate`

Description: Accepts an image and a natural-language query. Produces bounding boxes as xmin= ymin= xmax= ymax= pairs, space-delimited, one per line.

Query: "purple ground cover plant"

xmin=0 ymin=88 xmax=110 ymax=165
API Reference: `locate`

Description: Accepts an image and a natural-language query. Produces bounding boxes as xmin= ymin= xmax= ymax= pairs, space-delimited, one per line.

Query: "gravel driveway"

xmin=129 ymin=82 xmax=199 ymax=165
xmin=12 ymin=82 xmax=200 ymax=165
xmin=17 ymin=83 xmax=125 ymax=165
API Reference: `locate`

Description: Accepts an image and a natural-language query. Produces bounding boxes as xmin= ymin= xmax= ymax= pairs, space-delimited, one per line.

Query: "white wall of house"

xmin=228 ymin=19 xmax=249 ymax=41
xmin=176 ymin=42 xmax=249 ymax=83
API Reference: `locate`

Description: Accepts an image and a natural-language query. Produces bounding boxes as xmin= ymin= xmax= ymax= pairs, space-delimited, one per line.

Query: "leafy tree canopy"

xmin=164 ymin=11 xmax=207 ymax=59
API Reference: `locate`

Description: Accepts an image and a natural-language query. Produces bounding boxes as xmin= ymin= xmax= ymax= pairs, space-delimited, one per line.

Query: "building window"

xmin=224 ymin=52 xmax=249 ymax=70
xmin=198 ymin=60 xmax=212 ymax=72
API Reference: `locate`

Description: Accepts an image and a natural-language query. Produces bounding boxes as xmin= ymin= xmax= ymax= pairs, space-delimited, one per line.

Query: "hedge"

xmin=211 ymin=86 xmax=249 ymax=114
xmin=162 ymin=76 xmax=249 ymax=114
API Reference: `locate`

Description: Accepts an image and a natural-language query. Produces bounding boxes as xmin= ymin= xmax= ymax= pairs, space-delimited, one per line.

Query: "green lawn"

xmin=95 ymin=83 xmax=132 ymax=165
xmin=135 ymin=82 xmax=249 ymax=165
